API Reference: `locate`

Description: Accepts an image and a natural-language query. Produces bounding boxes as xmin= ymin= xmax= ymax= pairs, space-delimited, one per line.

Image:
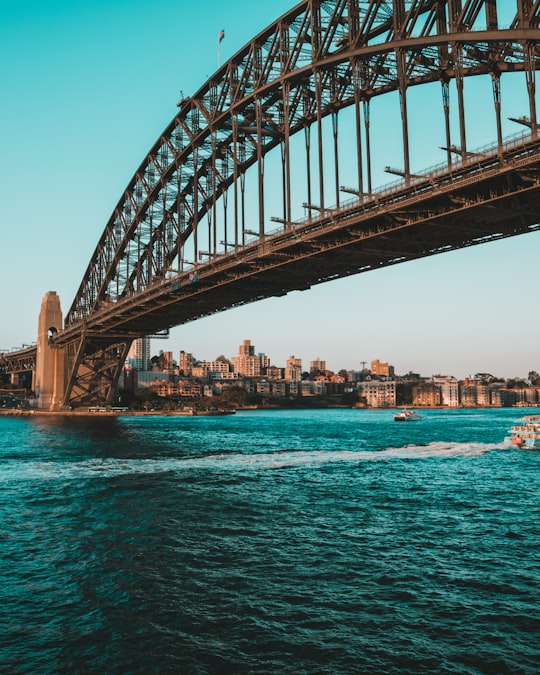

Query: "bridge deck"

xmin=52 ymin=135 xmax=540 ymax=345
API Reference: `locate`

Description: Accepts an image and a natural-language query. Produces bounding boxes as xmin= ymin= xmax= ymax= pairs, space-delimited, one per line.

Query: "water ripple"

xmin=0 ymin=409 xmax=539 ymax=674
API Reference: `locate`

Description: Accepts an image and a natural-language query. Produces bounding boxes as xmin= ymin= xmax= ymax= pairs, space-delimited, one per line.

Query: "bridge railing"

xmin=218 ymin=129 xmax=538 ymax=262
xmin=153 ymin=128 xmax=532 ymax=283
xmin=216 ymin=129 xmax=529 ymax=252
xmin=299 ymin=128 xmax=532 ymax=222
xmin=158 ymin=127 xmax=533 ymax=281
xmin=141 ymin=128 xmax=537 ymax=287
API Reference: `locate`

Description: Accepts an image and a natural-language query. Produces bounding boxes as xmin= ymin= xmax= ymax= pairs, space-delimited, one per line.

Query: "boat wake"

xmin=3 ymin=442 xmax=505 ymax=483
xmin=381 ymin=440 xmax=504 ymax=459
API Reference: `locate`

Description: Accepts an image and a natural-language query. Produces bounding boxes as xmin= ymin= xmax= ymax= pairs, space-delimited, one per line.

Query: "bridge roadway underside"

xmin=57 ymin=141 xmax=540 ymax=346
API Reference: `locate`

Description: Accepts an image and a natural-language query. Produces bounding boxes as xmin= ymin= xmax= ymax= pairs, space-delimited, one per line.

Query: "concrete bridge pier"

xmin=34 ymin=291 xmax=67 ymax=410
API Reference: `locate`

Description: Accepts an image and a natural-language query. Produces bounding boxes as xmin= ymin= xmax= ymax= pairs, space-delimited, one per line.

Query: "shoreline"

xmin=0 ymin=409 xmax=235 ymax=418
xmin=1 ymin=405 xmax=538 ymax=419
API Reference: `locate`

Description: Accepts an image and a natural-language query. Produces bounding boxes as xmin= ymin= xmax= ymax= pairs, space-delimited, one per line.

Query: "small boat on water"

xmin=505 ymin=414 xmax=540 ymax=449
xmin=394 ymin=409 xmax=422 ymax=422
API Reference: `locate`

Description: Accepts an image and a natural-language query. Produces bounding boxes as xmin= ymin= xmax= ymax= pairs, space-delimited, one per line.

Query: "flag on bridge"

xmin=218 ymin=29 xmax=225 ymax=43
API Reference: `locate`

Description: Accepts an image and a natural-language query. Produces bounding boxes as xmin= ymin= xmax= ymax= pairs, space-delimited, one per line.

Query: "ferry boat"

xmin=505 ymin=414 xmax=540 ymax=449
xmin=393 ymin=409 xmax=422 ymax=422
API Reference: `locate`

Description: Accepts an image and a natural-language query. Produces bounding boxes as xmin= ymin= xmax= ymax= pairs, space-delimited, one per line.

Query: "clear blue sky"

xmin=1 ymin=0 xmax=539 ymax=379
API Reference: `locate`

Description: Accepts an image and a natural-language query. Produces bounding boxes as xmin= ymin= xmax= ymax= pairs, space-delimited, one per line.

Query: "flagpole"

xmin=218 ymin=29 xmax=225 ymax=68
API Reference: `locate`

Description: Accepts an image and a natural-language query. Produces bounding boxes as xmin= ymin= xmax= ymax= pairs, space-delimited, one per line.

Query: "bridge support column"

xmin=10 ymin=373 xmax=19 ymax=386
xmin=34 ymin=291 xmax=67 ymax=411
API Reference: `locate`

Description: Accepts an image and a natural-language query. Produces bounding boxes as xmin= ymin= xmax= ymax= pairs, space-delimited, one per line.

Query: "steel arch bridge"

xmin=2 ymin=0 xmax=540 ymax=408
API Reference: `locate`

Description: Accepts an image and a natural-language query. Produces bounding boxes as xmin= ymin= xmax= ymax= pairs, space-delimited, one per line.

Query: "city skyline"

xmin=148 ymin=338 xmax=536 ymax=383
xmin=1 ymin=0 xmax=539 ymax=380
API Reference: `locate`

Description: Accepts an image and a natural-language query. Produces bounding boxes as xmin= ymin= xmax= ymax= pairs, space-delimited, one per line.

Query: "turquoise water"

xmin=1 ymin=408 xmax=539 ymax=673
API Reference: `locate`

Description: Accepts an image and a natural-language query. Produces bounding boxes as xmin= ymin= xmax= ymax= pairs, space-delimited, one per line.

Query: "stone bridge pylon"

xmin=32 ymin=290 xmax=132 ymax=410
xmin=34 ymin=291 xmax=66 ymax=411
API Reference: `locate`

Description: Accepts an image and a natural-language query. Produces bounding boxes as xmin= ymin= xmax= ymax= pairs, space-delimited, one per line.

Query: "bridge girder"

xmin=0 ymin=347 xmax=37 ymax=376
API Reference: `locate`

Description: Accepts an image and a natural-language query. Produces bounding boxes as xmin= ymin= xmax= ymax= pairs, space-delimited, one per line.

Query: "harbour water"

xmin=1 ymin=408 xmax=538 ymax=674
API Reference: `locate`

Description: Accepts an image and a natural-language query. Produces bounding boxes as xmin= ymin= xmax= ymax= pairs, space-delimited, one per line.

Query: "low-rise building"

xmin=177 ymin=379 xmax=203 ymax=398
xmin=460 ymin=385 xmax=477 ymax=407
xmin=412 ymin=382 xmax=441 ymax=407
xmin=432 ymin=375 xmax=459 ymax=407
xmin=358 ymin=380 xmax=396 ymax=408
xmin=192 ymin=360 xmax=231 ymax=378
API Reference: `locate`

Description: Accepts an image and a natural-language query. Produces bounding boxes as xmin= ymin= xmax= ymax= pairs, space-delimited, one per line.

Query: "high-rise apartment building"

xmin=310 ymin=357 xmax=326 ymax=374
xmin=231 ymin=339 xmax=269 ymax=377
xmin=370 ymin=359 xmax=394 ymax=378
xmin=285 ymin=355 xmax=302 ymax=381
xmin=178 ymin=350 xmax=195 ymax=375
xmin=161 ymin=351 xmax=174 ymax=369
xmin=126 ymin=337 xmax=151 ymax=370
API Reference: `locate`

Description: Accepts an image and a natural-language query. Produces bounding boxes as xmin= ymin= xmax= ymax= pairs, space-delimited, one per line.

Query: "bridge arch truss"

xmin=66 ymin=0 xmax=540 ymax=330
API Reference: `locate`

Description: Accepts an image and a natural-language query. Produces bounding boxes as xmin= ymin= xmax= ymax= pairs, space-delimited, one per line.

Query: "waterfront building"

xmin=492 ymin=386 xmax=539 ymax=407
xmin=460 ymin=385 xmax=477 ymax=407
xmin=432 ymin=375 xmax=459 ymax=407
xmin=358 ymin=380 xmax=396 ymax=408
xmin=152 ymin=380 xmax=180 ymax=398
xmin=271 ymin=381 xmax=287 ymax=397
xmin=517 ymin=387 xmax=538 ymax=405
xmin=177 ymin=379 xmax=203 ymax=398
xmin=412 ymin=382 xmax=442 ymax=407
xmin=256 ymin=380 xmax=272 ymax=395
xmin=299 ymin=380 xmax=327 ymax=396
xmin=287 ymin=380 xmax=300 ymax=396
xmin=476 ymin=384 xmax=490 ymax=406
xmin=491 ymin=388 xmax=519 ymax=407
xmin=240 ymin=379 xmax=256 ymax=394
xmin=300 ymin=381 xmax=315 ymax=396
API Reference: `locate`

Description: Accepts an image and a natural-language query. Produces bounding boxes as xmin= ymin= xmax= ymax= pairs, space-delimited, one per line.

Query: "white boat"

xmin=394 ymin=409 xmax=422 ymax=422
xmin=505 ymin=414 xmax=540 ymax=449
